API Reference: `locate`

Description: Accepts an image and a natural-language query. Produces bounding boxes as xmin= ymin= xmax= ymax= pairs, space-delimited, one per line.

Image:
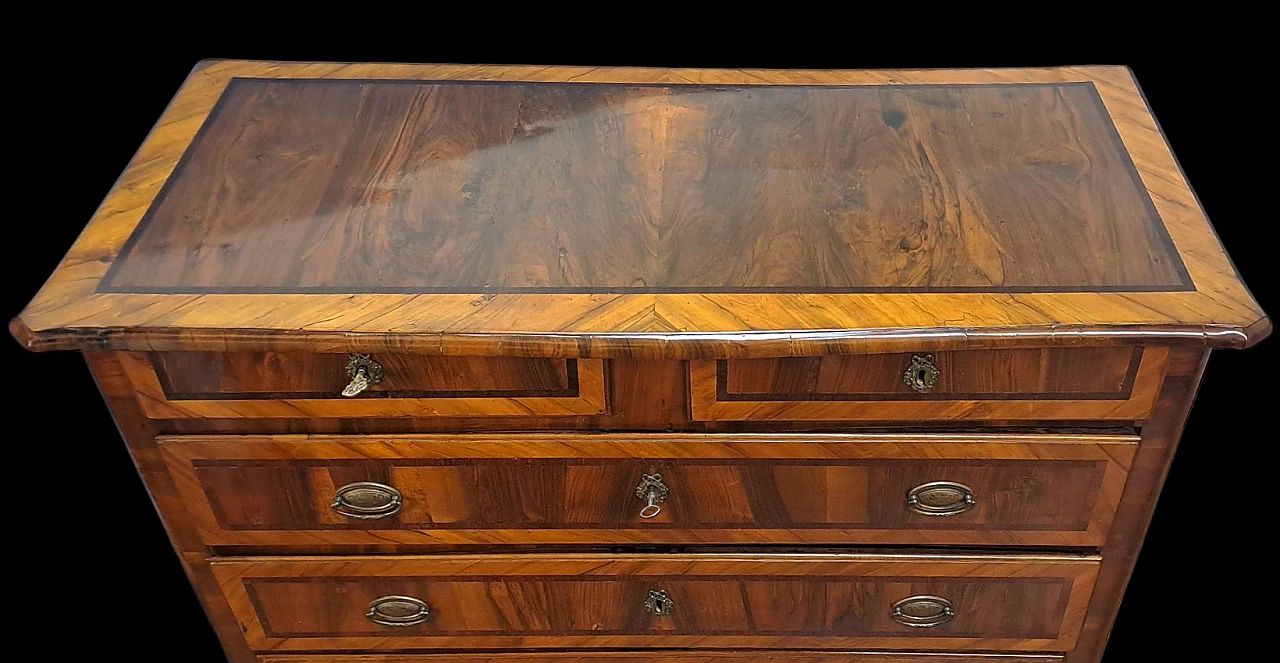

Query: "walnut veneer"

xmin=11 ymin=62 xmax=1268 ymax=663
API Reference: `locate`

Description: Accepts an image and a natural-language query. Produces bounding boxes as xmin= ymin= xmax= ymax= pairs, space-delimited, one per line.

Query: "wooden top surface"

xmin=12 ymin=61 xmax=1269 ymax=357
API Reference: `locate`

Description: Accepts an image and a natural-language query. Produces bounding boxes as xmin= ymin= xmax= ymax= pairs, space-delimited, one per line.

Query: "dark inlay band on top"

xmin=100 ymin=78 xmax=1192 ymax=296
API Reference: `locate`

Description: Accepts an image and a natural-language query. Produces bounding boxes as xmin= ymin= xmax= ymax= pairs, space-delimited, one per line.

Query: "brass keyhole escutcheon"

xmin=903 ymin=354 xmax=940 ymax=393
xmin=343 ymin=353 xmax=385 ymax=397
xmin=644 ymin=589 xmax=674 ymax=616
xmin=635 ymin=473 xmax=670 ymax=519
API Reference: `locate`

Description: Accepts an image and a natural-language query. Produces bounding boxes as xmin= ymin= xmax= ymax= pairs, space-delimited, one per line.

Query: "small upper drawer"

xmin=691 ymin=346 xmax=1168 ymax=422
xmin=213 ymin=552 xmax=1098 ymax=652
xmin=119 ymin=352 xmax=606 ymax=419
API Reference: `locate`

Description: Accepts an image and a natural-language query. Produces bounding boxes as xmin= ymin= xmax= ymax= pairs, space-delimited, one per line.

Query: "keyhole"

xmin=917 ymin=369 xmax=927 ymax=382
xmin=654 ymin=598 xmax=666 ymax=611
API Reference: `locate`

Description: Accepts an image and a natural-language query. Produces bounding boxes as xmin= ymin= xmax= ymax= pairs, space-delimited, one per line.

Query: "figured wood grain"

xmin=10 ymin=63 xmax=1269 ymax=356
xmin=83 ymin=351 xmax=258 ymax=663
xmin=691 ymin=347 xmax=1168 ymax=421
xmin=210 ymin=552 xmax=1100 ymax=652
xmin=100 ymin=79 xmax=1185 ymax=295
xmin=158 ymin=432 xmax=1136 ymax=548
xmin=154 ymin=352 xmax=573 ymax=398
xmin=723 ymin=348 xmax=1142 ymax=399
xmin=119 ymin=352 xmax=607 ymax=418
xmin=1064 ymin=346 xmax=1208 ymax=663
xmin=257 ymin=654 xmax=1066 ymax=663
xmin=148 ymin=358 xmax=1152 ymax=436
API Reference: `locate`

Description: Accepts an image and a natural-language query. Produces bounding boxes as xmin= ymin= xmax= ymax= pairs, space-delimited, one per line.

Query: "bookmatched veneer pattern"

xmin=99 ymin=79 xmax=1186 ymax=295
xmin=11 ymin=63 xmax=1269 ymax=356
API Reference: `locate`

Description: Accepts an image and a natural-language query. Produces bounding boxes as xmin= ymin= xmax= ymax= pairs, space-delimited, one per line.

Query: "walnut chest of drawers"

xmin=11 ymin=61 xmax=1269 ymax=663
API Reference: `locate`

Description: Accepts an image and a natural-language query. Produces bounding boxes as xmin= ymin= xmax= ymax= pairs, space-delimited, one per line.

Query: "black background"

xmin=5 ymin=36 xmax=1274 ymax=661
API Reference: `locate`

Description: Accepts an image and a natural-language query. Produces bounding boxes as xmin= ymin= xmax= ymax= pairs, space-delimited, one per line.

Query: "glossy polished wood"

xmin=103 ymin=79 xmax=1184 ymax=294
xmin=691 ymin=347 xmax=1168 ymax=422
xmin=258 ymin=654 xmax=1065 ymax=663
xmin=120 ymin=352 xmax=607 ymax=418
xmin=158 ymin=433 xmax=1136 ymax=548
xmin=17 ymin=64 xmax=1269 ymax=663
xmin=210 ymin=552 xmax=1100 ymax=652
xmin=723 ymin=348 xmax=1143 ymax=398
xmin=1063 ymin=346 xmax=1209 ymax=663
xmin=154 ymin=352 xmax=576 ymax=398
xmin=10 ymin=63 xmax=1269 ymax=356
xmin=83 ymin=351 xmax=258 ymax=663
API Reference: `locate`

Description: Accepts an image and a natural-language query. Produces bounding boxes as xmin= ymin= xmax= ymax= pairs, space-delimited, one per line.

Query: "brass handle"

xmin=331 ymin=481 xmax=402 ymax=519
xmin=907 ymin=481 xmax=976 ymax=517
xmin=903 ymin=353 xmax=940 ymax=393
xmin=891 ymin=595 xmax=954 ymax=628
xmin=644 ymin=589 xmax=674 ymax=616
xmin=366 ymin=595 xmax=431 ymax=626
xmin=635 ymin=473 xmax=669 ymax=519
xmin=343 ymin=353 xmax=384 ymax=397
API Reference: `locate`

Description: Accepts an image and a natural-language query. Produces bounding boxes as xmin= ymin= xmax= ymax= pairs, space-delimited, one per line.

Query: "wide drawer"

xmin=691 ymin=347 xmax=1168 ymax=422
xmin=119 ymin=351 xmax=606 ymax=418
xmin=212 ymin=553 xmax=1099 ymax=652
xmin=159 ymin=433 xmax=1136 ymax=548
xmin=259 ymin=652 xmax=1065 ymax=662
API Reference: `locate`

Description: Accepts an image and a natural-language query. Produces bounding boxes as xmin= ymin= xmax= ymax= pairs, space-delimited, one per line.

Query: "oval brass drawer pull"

xmin=907 ymin=481 xmax=976 ymax=516
xmin=891 ymin=595 xmax=953 ymax=628
xmin=366 ymin=595 xmax=431 ymax=626
xmin=644 ymin=589 xmax=674 ymax=616
xmin=343 ymin=353 xmax=384 ymax=397
xmin=635 ymin=473 xmax=669 ymax=519
xmin=331 ymin=481 xmax=403 ymax=519
xmin=903 ymin=353 xmax=940 ymax=392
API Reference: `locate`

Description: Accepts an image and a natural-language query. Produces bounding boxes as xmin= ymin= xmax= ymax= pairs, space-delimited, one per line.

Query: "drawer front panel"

xmin=121 ymin=352 xmax=606 ymax=418
xmin=258 ymin=652 xmax=1065 ymax=662
xmin=691 ymin=347 xmax=1168 ymax=422
xmin=160 ymin=433 xmax=1136 ymax=548
xmin=213 ymin=553 xmax=1099 ymax=652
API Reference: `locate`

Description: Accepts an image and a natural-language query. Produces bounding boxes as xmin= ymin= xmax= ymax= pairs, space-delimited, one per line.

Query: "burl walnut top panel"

xmin=11 ymin=62 xmax=1268 ymax=357
xmin=104 ymin=78 xmax=1183 ymax=294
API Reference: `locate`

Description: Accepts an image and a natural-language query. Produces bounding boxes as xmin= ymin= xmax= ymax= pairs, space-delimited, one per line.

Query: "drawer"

xmin=212 ymin=552 xmax=1099 ymax=652
xmin=160 ymin=433 xmax=1135 ymax=548
xmin=258 ymin=652 xmax=1066 ymax=662
xmin=690 ymin=346 xmax=1168 ymax=422
xmin=119 ymin=351 xmax=606 ymax=418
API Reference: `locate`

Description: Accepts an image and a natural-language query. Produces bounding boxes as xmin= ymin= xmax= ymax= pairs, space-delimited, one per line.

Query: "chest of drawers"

xmin=11 ymin=61 xmax=1268 ymax=663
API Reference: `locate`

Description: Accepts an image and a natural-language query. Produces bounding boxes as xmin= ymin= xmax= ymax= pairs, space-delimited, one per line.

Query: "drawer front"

xmin=120 ymin=352 xmax=606 ymax=418
xmin=691 ymin=346 xmax=1168 ymax=422
xmin=213 ymin=553 xmax=1099 ymax=652
xmin=259 ymin=652 xmax=1065 ymax=662
xmin=160 ymin=433 xmax=1136 ymax=548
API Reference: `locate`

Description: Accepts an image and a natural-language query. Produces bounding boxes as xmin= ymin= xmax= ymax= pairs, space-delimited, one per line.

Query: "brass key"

xmin=343 ymin=353 xmax=384 ymax=397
